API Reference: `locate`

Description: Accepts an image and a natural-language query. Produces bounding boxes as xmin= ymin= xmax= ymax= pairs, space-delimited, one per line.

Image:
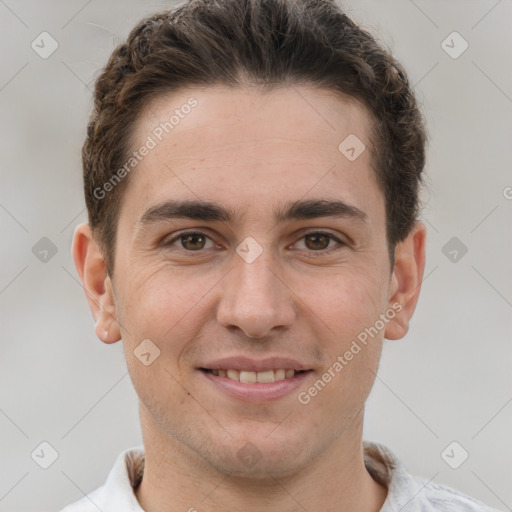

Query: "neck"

xmin=134 ymin=406 xmax=387 ymax=512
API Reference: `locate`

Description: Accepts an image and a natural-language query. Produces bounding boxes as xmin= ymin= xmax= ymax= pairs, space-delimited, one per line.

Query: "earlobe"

xmin=384 ymin=222 xmax=427 ymax=340
xmin=72 ymin=223 xmax=121 ymax=344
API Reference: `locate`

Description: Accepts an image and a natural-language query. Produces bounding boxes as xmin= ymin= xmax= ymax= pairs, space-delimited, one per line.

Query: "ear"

xmin=72 ymin=223 xmax=121 ymax=344
xmin=384 ymin=222 xmax=426 ymax=340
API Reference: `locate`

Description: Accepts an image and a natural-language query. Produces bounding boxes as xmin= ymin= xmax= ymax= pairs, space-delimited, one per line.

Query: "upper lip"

xmin=199 ymin=356 xmax=311 ymax=372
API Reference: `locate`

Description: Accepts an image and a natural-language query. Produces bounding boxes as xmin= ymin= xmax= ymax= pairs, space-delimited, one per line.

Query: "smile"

xmin=199 ymin=367 xmax=313 ymax=402
xmin=202 ymin=368 xmax=302 ymax=383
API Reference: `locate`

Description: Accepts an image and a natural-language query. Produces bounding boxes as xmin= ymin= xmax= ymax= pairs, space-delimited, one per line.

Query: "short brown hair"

xmin=83 ymin=0 xmax=427 ymax=276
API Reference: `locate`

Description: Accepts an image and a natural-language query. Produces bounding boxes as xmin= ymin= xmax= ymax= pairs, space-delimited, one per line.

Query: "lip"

xmin=199 ymin=368 xmax=313 ymax=402
xmin=198 ymin=356 xmax=311 ymax=372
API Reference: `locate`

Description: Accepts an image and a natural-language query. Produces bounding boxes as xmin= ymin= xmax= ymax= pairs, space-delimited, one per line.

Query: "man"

xmin=62 ymin=0 xmax=500 ymax=510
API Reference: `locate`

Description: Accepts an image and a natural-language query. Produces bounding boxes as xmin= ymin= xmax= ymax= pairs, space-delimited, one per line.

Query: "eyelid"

xmin=163 ymin=229 xmax=218 ymax=249
xmin=163 ymin=228 xmax=347 ymax=253
xmin=289 ymin=229 xmax=347 ymax=253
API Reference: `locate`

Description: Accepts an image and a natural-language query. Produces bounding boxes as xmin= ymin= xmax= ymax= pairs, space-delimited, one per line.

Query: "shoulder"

xmin=363 ymin=441 xmax=501 ymax=512
xmin=58 ymin=446 xmax=145 ymax=512
xmin=59 ymin=486 xmax=105 ymax=512
xmin=414 ymin=476 xmax=502 ymax=511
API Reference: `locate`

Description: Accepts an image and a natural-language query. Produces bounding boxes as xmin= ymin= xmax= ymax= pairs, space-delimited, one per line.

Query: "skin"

xmin=73 ymin=85 xmax=426 ymax=512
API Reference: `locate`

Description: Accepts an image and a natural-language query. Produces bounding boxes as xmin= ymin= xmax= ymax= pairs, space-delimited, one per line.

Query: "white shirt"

xmin=60 ymin=441 xmax=501 ymax=511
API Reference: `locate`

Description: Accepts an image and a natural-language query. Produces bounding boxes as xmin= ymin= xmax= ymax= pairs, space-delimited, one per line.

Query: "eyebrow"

xmin=138 ymin=198 xmax=368 ymax=226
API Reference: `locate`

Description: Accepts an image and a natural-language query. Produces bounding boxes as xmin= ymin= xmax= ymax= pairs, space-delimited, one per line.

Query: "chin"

xmin=201 ymin=427 xmax=314 ymax=479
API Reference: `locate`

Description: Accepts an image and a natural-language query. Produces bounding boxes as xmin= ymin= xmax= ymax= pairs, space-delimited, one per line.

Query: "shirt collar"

xmin=363 ymin=440 xmax=427 ymax=511
xmin=98 ymin=441 xmax=425 ymax=511
xmin=99 ymin=445 xmax=145 ymax=511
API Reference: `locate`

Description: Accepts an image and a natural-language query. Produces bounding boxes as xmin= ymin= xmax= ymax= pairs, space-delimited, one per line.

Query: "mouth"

xmin=198 ymin=366 xmax=313 ymax=402
xmin=200 ymin=368 xmax=306 ymax=383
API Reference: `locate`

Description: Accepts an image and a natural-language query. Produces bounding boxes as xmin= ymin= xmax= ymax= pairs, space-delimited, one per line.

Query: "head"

xmin=73 ymin=0 xmax=426 ymax=479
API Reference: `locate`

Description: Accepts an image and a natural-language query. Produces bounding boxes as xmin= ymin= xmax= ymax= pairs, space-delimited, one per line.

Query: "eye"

xmin=162 ymin=230 xmax=346 ymax=254
xmin=292 ymin=231 xmax=346 ymax=252
xmin=164 ymin=231 xmax=216 ymax=251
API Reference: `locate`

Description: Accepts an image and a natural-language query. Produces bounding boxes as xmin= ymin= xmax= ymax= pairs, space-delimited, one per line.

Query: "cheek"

xmin=307 ymin=292 xmax=384 ymax=420
xmin=115 ymin=269 xmax=203 ymax=418
xmin=116 ymin=265 xmax=217 ymax=355
xmin=300 ymin=267 xmax=388 ymax=343
xmin=321 ymin=272 xmax=388 ymax=391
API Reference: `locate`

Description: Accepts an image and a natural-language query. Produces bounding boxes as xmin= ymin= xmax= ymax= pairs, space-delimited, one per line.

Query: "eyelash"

xmin=162 ymin=230 xmax=347 ymax=255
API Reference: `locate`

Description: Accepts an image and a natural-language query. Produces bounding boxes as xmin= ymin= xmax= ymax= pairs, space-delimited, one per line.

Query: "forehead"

xmin=140 ymin=85 xmax=373 ymax=155
xmin=121 ymin=85 xmax=381 ymax=222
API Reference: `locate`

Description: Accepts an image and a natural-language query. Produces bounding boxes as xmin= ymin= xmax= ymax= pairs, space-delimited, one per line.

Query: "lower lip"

xmin=199 ymin=369 xmax=312 ymax=402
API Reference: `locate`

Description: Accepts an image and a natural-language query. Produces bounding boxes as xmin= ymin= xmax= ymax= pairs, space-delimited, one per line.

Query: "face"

xmin=89 ymin=85 xmax=410 ymax=477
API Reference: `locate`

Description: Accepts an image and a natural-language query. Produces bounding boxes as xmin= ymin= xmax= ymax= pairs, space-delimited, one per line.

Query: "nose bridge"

xmin=216 ymin=240 xmax=295 ymax=338
xmin=236 ymin=250 xmax=278 ymax=304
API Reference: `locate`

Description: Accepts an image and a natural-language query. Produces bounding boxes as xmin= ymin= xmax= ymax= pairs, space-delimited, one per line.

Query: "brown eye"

xmin=304 ymin=233 xmax=331 ymax=250
xmin=180 ymin=233 xmax=207 ymax=250
xmin=164 ymin=231 xmax=215 ymax=251
xmin=292 ymin=231 xmax=346 ymax=254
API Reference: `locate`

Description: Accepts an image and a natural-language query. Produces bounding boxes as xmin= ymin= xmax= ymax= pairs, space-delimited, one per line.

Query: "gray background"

xmin=1 ymin=0 xmax=511 ymax=510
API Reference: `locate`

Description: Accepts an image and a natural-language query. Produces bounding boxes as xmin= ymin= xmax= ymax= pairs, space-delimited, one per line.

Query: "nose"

xmin=216 ymin=247 xmax=296 ymax=339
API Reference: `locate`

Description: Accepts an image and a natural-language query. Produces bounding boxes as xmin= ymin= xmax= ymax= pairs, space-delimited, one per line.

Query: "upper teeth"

xmin=209 ymin=369 xmax=297 ymax=383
